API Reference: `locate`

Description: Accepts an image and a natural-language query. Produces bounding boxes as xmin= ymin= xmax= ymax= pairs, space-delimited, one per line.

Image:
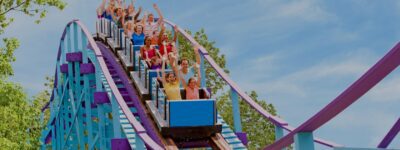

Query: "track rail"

xmin=209 ymin=133 xmax=232 ymax=149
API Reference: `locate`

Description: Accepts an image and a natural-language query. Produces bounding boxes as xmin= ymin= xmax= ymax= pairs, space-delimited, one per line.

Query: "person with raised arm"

xmin=96 ymin=0 xmax=107 ymax=17
xmin=124 ymin=0 xmax=135 ymax=21
xmin=111 ymin=0 xmax=125 ymax=28
xmin=132 ymin=6 xmax=142 ymax=24
xmin=157 ymin=54 xmax=182 ymax=100
xmin=150 ymin=29 xmax=160 ymax=45
xmin=179 ymin=44 xmax=201 ymax=86
xmin=144 ymin=3 xmax=164 ymax=37
xmin=123 ymin=0 xmax=142 ymax=23
xmin=97 ymin=0 xmax=114 ymax=20
xmin=131 ymin=24 xmax=145 ymax=45
xmin=149 ymin=57 xmax=162 ymax=70
xmin=140 ymin=37 xmax=158 ymax=67
xmin=123 ymin=21 xmax=134 ymax=37
xmin=158 ymin=25 xmax=178 ymax=57
xmin=180 ymin=45 xmax=202 ymax=100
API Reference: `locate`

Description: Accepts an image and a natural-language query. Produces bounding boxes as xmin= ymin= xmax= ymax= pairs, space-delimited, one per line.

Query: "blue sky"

xmin=4 ymin=0 xmax=400 ymax=149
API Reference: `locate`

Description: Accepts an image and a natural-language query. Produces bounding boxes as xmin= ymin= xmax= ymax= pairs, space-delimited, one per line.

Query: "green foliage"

xmin=32 ymin=76 xmax=53 ymax=124
xmin=177 ymin=28 xmax=229 ymax=95
xmin=0 ymin=79 xmax=25 ymax=106
xmin=0 ymin=0 xmax=67 ymax=76
xmin=0 ymin=76 xmax=53 ymax=149
xmin=0 ymin=1 xmax=66 ymax=149
xmin=217 ymin=91 xmax=278 ymax=150
xmin=0 ymin=79 xmax=44 ymax=149
xmin=0 ymin=38 xmax=19 ymax=78
xmin=0 ymin=0 xmax=67 ymax=33
xmin=0 ymin=137 xmax=19 ymax=149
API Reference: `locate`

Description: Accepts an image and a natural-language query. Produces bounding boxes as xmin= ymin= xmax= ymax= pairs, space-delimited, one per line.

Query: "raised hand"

xmin=174 ymin=25 xmax=178 ymax=32
xmin=162 ymin=55 xmax=167 ymax=62
xmin=193 ymin=44 xmax=200 ymax=53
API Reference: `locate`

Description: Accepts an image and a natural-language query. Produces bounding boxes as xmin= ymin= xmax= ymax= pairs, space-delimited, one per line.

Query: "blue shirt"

xmin=180 ymin=67 xmax=195 ymax=87
xmin=132 ymin=33 xmax=145 ymax=45
xmin=101 ymin=11 xmax=113 ymax=20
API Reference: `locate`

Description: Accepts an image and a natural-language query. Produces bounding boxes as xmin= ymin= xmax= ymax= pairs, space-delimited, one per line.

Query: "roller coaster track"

xmin=39 ymin=11 xmax=400 ymax=149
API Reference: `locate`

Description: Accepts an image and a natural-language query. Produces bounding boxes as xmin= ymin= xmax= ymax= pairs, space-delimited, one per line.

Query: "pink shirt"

xmin=186 ymin=87 xmax=199 ymax=100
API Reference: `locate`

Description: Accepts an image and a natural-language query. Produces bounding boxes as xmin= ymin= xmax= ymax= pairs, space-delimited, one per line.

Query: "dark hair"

xmin=167 ymin=72 xmax=176 ymax=81
xmin=114 ymin=8 xmax=121 ymax=13
xmin=188 ymin=77 xmax=196 ymax=84
xmin=180 ymin=58 xmax=190 ymax=65
xmin=144 ymin=36 xmax=151 ymax=45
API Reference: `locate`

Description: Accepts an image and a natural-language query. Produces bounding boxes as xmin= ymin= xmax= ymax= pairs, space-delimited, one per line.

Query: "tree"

xmin=32 ymin=76 xmax=53 ymax=124
xmin=0 ymin=85 xmax=43 ymax=149
xmin=0 ymin=0 xmax=67 ymax=33
xmin=0 ymin=0 xmax=67 ymax=76
xmin=0 ymin=37 xmax=19 ymax=78
xmin=0 ymin=0 xmax=66 ymax=149
xmin=176 ymin=28 xmax=279 ymax=149
xmin=0 ymin=62 xmax=44 ymax=149
xmin=217 ymin=91 xmax=278 ymax=150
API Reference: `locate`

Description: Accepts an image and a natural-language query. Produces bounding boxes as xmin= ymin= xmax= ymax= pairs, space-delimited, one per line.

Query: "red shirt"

xmin=142 ymin=48 xmax=156 ymax=60
xmin=159 ymin=43 xmax=173 ymax=56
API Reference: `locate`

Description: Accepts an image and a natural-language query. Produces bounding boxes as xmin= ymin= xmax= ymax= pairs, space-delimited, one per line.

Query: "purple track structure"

xmin=378 ymin=118 xmax=400 ymax=148
xmin=264 ymin=42 xmax=400 ymax=149
xmin=95 ymin=41 xmax=163 ymax=146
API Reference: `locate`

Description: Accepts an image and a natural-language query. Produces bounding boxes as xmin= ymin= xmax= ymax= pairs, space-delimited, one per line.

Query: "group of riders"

xmin=97 ymin=0 xmax=204 ymax=100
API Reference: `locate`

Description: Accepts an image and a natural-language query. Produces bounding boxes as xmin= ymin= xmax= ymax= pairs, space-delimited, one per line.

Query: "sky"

xmin=3 ymin=0 xmax=400 ymax=149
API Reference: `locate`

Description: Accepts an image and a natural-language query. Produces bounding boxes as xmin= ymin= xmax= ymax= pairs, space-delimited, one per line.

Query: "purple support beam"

xmin=94 ymin=92 xmax=110 ymax=105
xmin=378 ymin=118 xmax=400 ymax=148
xmin=66 ymin=52 xmax=82 ymax=62
xmin=60 ymin=64 xmax=68 ymax=73
xmin=96 ymin=41 xmax=163 ymax=146
xmin=45 ymin=132 xmax=52 ymax=144
xmin=236 ymin=132 xmax=248 ymax=146
xmin=264 ymin=42 xmax=400 ymax=150
xmin=163 ymin=19 xmax=340 ymax=148
xmin=80 ymin=63 xmax=95 ymax=74
xmin=111 ymin=138 xmax=131 ymax=150
xmin=41 ymin=90 xmax=54 ymax=112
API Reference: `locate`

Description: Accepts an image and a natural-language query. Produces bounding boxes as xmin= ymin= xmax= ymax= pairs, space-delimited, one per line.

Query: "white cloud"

xmin=365 ymin=76 xmax=400 ymax=102
xmin=252 ymin=0 xmax=336 ymax=23
xmin=272 ymin=0 xmax=334 ymax=22
xmin=250 ymin=58 xmax=369 ymax=102
xmin=253 ymin=55 xmax=278 ymax=64
xmin=319 ymin=109 xmax=398 ymax=147
xmin=228 ymin=48 xmax=380 ymax=129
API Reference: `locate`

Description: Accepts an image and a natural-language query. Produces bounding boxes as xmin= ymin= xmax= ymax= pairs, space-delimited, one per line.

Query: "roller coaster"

xmin=39 ymin=5 xmax=400 ymax=150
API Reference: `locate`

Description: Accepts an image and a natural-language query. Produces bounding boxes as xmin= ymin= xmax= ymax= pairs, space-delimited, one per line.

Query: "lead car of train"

xmin=95 ymin=18 xmax=222 ymax=143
